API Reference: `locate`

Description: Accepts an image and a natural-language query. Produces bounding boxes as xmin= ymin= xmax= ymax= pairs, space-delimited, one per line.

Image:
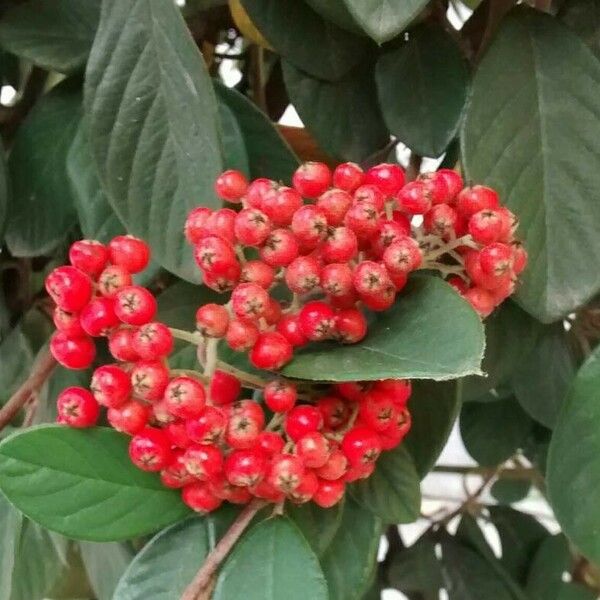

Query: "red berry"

xmin=261 ymin=186 xmax=302 ymax=226
xmin=291 ymin=205 xmax=328 ymax=248
xmin=224 ymin=449 xmax=267 ymax=487
xmin=297 ymin=432 xmax=330 ymax=468
xmin=316 ymin=449 xmax=348 ymax=480
xmin=511 ymin=241 xmax=528 ymax=275
xmin=423 ymin=204 xmax=458 ymax=238
xmin=259 ymin=228 xmax=299 ymax=267
xmin=321 ymin=226 xmax=358 ymax=263
xmin=91 ymin=365 xmax=131 ymax=408
xmin=231 ymin=283 xmax=269 ymax=321
xmin=344 ymin=462 xmax=375 ymax=482
xmin=202 ymin=263 xmax=241 ymax=293
xmin=285 ymin=256 xmax=321 ymax=294
xmin=436 ymin=169 xmax=463 ymax=200
xmin=360 ymin=283 xmax=396 ymax=312
xmin=380 ymin=408 xmax=412 ymax=450
xmin=183 ymin=444 xmax=223 ymax=480
xmin=164 ymin=376 xmax=206 ymax=419
xmin=334 ymin=382 xmax=367 ymax=401
xmin=463 ymin=286 xmax=495 ymax=317
xmin=354 ymin=184 xmax=386 ymax=212
xmin=161 ymin=450 xmax=195 ymax=488
xmin=464 ymin=250 xmax=507 ymax=290
xmin=317 ymin=188 xmax=353 ymax=226
xmin=225 ymin=409 xmax=264 ymax=449
xmin=114 ymin=286 xmax=157 ymax=326
xmin=108 ymin=327 xmax=140 ymax=362
xmin=289 ymin=471 xmax=319 ymax=504
xmin=255 ymin=431 xmax=285 ymax=455
xmin=130 ymin=360 xmax=169 ymax=402
xmin=334 ymin=308 xmax=367 ymax=344
xmin=267 ymin=453 xmax=305 ymax=493
xmin=353 ymin=261 xmax=391 ymax=295
xmin=234 ymin=208 xmax=272 ymax=246
xmin=263 ymin=297 xmax=282 ymax=326
xmin=382 ymin=237 xmax=422 ymax=274
xmin=208 ymin=475 xmax=252 ymax=504
xmin=396 ymin=181 xmax=431 ymax=215
xmin=209 ymin=370 xmax=241 ymax=405
xmin=204 ymin=208 xmax=237 ymax=244
xmin=285 ymin=405 xmax=323 ymax=441
xmin=80 ymin=297 xmax=119 ymax=337
xmin=264 ymin=380 xmax=297 ymax=413
xmin=187 ymin=406 xmax=227 ymax=444
xmin=420 ymin=172 xmax=450 ymax=205
xmin=456 ymin=185 xmax=499 ymax=216
xmin=448 ymin=276 xmax=469 ymax=295
xmin=497 ymin=206 xmax=518 ymax=242
xmin=129 ymin=428 xmax=172 ymax=472
xmin=292 ymin=161 xmax=331 ymax=198
xmin=108 ymin=235 xmax=150 ymax=274
xmin=344 ymin=201 xmax=380 ymax=238
xmin=194 ymin=235 xmax=238 ymax=275
xmin=53 ymin=307 xmax=84 ymax=337
xmin=107 ymin=400 xmax=150 ymax=435
xmin=164 ymin=420 xmax=191 ymax=449
xmin=341 ymin=426 xmax=382 ymax=466
xmin=321 ymin=263 xmax=353 ymax=297
xmin=195 ymin=303 xmax=229 ymax=338
xmin=371 ymin=220 xmax=411 ymax=257
xmin=333 ymin=162 xmax=364 ymax=192
xmin=57 ymin=387 xmax=100 ymax=428
xmin=479 ymin=242 xmax=514 ymax=277
xmin=298 ymin=300 xmax=336 ymax=341
xmin=373 ymin=379 xmax=411 ymax=408
xmin=50 ymin=332 xmax=95 ymax=370
xmin=215 ymin=169 xmax=248 ymax=202
xmin=184 ymin=207 xmax=212 ymax=244
xmin=275 ymin=314 xmax=308 ymax=347
xmin=152 ymin=400 xmax=176 ymax=426
xmin=225 ymin=319 xmax=259 ymax=352
xmin=245 ymin=178 xmax=275 ymax=209
xmin=98 ymin=265 xmax=133 ymax=297
xmin=468 ymin=209 xmax=503 ymax=244
xmin=313 ymin=478 xmax=345 ymax=508
xmin=132 ymin=322 xmax=173 ymax=359
xmin=365 ymin=163 xmax=405 ymax=197
xmin=250 ymin=332 xmax=293 ymax=370
xmin=317 ymin=395 xmax=350 ymax=429
xmin=240 ymin=260 xmax=275 ymax=289
xmin=358 ymin=389 xmax=397 ymax=432
xmin=69 ymin=240 xmax=108 ymax=277
xmin=182 ymin=482 xmax=222 ymax=512
xmin=45 ymin=266 xmax=93 ymax=312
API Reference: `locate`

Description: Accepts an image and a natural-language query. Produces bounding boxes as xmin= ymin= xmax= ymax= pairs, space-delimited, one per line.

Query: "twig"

xmin=432 ymin=465 xmax=539 ymax=480
xmin=180 ymin=499 xmax=266 ymax=600
xmin=405 ymin=153 xmax=422 ymax=182
xmin=0 ymin=349 xmax=56 ymax=431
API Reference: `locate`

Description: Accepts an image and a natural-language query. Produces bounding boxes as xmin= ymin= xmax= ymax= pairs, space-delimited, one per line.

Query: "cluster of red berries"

xmin=186 ymin=161 xmax=527 ymax=371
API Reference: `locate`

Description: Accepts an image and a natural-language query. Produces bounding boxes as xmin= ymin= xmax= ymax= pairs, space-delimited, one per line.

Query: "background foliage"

xmin=0 ymin=0 xmax=599 ymax=598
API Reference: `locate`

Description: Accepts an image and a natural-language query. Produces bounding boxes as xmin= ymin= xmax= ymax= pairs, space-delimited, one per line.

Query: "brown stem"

xmin=406 ymin=153 xmax=422 ymax=182
xmin=180 ymin=499 xmax=266 ymax=600
xmin=433 ymin=464 xmax=539 ymax=480
xmin=0 ymin=349 xmax=56 ymax=431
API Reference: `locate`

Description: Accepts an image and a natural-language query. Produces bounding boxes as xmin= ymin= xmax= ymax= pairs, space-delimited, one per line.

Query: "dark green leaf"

xmin=0 ymin=325 xmax=33 ymax=407
xmin=239 ymin=0 xmax=369 ymax=81
xmin=526 ymin=534 xmax=572 ymax=600
xmin=85 ymin=0 xmax=223 ymax=282
xmin=0 ymin=141 xmax=8 ymax=241
xmin=460 ymin=397 xmax=533 ymax=466
xmin=214 ymin=81 xmax=298 ymax=181
xmin=376 ymin=24 xmax=468 ymax=157
xmin=303 ymin=0 xmax=363 ymax=34
xmin=559 ymin=0 xmax=600 ymax=59
xmin=351 ymin=445 xmax=420 ymax=523
xmin=321 ymin=498 xmax=382 ymax=600
xmin=113 ymin=510 xmax=239 ymax=600
xmin=217 ymin=100 xmax=250 ymax=174
xmin=557 ymin=583 xmax=598 ymax=600
xmin=0 ymin=0 xmax=100 ymax=73
xmin=281 ymin=275 xmax=485 ymax=382
xmin=511 ymin=323 xmax=576 ymax=428
xmin=67 ymin=119 xmax=124 ymax=243
xmin=282 ymin=60 xmax=389 ymax=162
xmin=213 ymin=517 xmax=328 ymax=600
xmin=461 ymin=9 xmax=600 ymax=322
xmin=491 ymin=479 xmax=531 ymax=505
xmin=80 ymin=542 xmax=134 ymax=600
xmin=6 ymin=81 xmax=81 ymax=257
xmin=286 ymin=499 xmax=344 ymax=557
xmin=548 ymin=346 xmax=600 ymax=562
xmin=342 ymin=0 xmax=429 ymax=43
xmin=404 ymin=380 xmax=460 ymax=477
xmin=0 ymin=425 xmax=190 ymax=541
xmin=488 ymin=505 xmax=548 ymax=583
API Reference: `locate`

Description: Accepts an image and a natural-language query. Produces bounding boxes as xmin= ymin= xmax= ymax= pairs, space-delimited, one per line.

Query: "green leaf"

xmin=0 ymin=425 xmax=190 ymax=541
xmin=239 ymin=0 xmax=369 ymax=81
xmin=281 ymin=275 xmax=485 ymax=382
xmin=286 ymin=499 xmax=344 ymax=557
xmin=557 ymin=583 xmax=599 ymax=600
xmin=214 ymin=81 xmax=299 ymax=182
xmin=217 ymin=100 xmax=250 ymax=174
xmin=404 ymin=380 xmax=460 ymax=477
xmin=0 ymin=141 xmax=8 ymax=242
xmin=85 ymin=0 xmax=223 ymax=282
xmin=548 ymin=346 xmax=600 ymax=562
xmin=351 ymin=445 xmax=420 ymax=523
xmin=5 ymin=81 xmax=81 ymax=257
xmin=0 ymin=0 xmax=100 ymax=73
xmin=460 ymin=397 xmax=533 ymax=466
xmin=488 ymin=506 xmax=548 ymax=583
xmin=282 ymin=60 xmax=389 ymax=162
xmin=559 ymin=0 xmax=600 ymax=59
xmin=342 ymin=0 xmax=429 ymax=43
xmin=0 ymin=325 xmax=33 ymax=407
xmin=461 ymin=9 xmax=600 ymax=322
xmin=302 ymin=0 xmax=363 ymax=35
xmin=526 ymin=534 xmax=572 ymax=600
xmin=440 ymin=537 xmax=514 ymax=600
xmin=321 ymin=498 xmax=382 ymax=600
xmin=511 ymin=323 xmax=576 ymax=428
xmin=490 ymin=479 xmax=531 ymax=505
xmin=113 ymin=510 xmax=238 ymax=600
xmin=80 ymin=542 xmax=134 ymax=600
xmin=213 ymin=517 xmax=328 ymax=600
xmin=67 ymin=120 xmax=124 ymax=243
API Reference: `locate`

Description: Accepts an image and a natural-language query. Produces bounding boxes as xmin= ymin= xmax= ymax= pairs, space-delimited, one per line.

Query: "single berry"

xmin=373 ymin=379 xmax=412 ymax=408
xmin=226 ymin=319 xmax=260 ymax=352
xmin=184 ymin=207 xmax=212 ymax=244
xmin=396 ymin=181 xmax=432 ymax=214
xmin=108 ymin=327 xmax=140 ymax=362
xmin=231 ymin=283 xmax=270 ymax=321
xmin=456 ymin=185 xmax=499 ymax=216
xmin=511 ymin=241 xmax=528 ymax=274
xmin=224 ymin=449 xmax=267 ymax=487
xmin=382 ymin=237 xmax=422 ymax=274
xmin=108 ymin=235 xmax=150 ymax=274
xmin=50 ymin=332 xmax=95 ymax=370
xmin=209 ymin=370 xmax=241 ymax=405
xmin=296 ymin=432 xmax=330 ymax=468
xmin=292 ymin=161 xmax=331 ymax=198
xmin=298 ymin=300 xmax=336 ymax=341
xmin=98 ymin=265 xmax=133 ymax=297
xmin=285 ymin=256 xmax=321 ymax=294
xmin=353 ymin=184 xmax=386 ymax=212
xmin=53 ymin=307 xmax=84 ymax=337
xmin=261 ymin=186 xmax=302 ymax=226
xmin=57 ymin=387 xmax=100 ymax=428
xmin=479 ymin=242 xmax=514 ymax=276
xmin=436 ymin=169 xmax=463 ymax=200
xmin=164 ymin=420 xmax=192 ymax=449
xmin=129 ymin=428 xmax=172 ymax=471
xmin=164 ymin=376 xmax=206 ymax=419
xmin=130 ymin=360 xmax=169 ymax=402
xmin=225 ymin=408 xmax=264 ymax=449
xmin=264 ymin=380 xmax=297 ymax=413
xmin=256 ymin=431 xmax=285 ymax=455
xmin=463 ymin=286 xmax=495 ymax=317
xmin=321 ymin=263 xmax=353 ymax=297
xmin=276 ymin=314 xmax=308 ymax=347
xmin=194 ymin=235 xmax=238 ymax=275
xmin=204 ymin=208 xmax=237 ymax=243
xmin=183 ymin=444 xmax=223 ymax=480
xmin=358 ymin=389 xmax=397 ymax=432
xmin=240 ymin=260 xmax=275 ymax=289
xmin=187 ymin=406 xmax=227 ymax=444
xmin=321 ymin=226 xmax=358 ymax=263
xmin=259 ymin=228 xmax=299 ymax=267
xmin=45 ymin=266 xmax=93 ymax=312
xmin=317 ymin=188 xmax=353 ymax=226
xmin=91 ymin=365 xmax=131 ymax=408
xmin=132 ymin=322 xmax=173 ymax=359
xmin=332 ymin=162 xmax=364 ymax=192
xmin=250 ymin=332 xmax=293 ymax=370
xmin=267 ymin=453 xmax=305 ymax=493
xmin=202 ymin=263 xmax=241 ymax=293
xmin=468 ymin=209 xmax=503 ymax=244
xmin=114 ymin=286 xmax=157 ymax=326
xmin=316 ymin=449 xmax=348 ymax=480
xmin=371 ymin=220 xmax=411 ymax=257
xmin=344 ymin=201 xmax=380 ymax=239
xmin=80 ymin=297 xmax=120 ymax=337
xmin=107 ymin=400 xmax=150 ymax=435
xmin=285 ymin=405 xmax=323 ymax=441
xmin=182 ymin=482 xmax=222 ymax=512
xmin=317 ymin=395 xmax=350 ymax=429
xmin=195 ymin=303 xmax=229 ymax=338
xmin=234 ymin=208 xmax=272 ymax=246
xmin=69 ymin=240 xmax=108 ymax=277
xmin=341 ymin=426 xmax=382 ymax=466
xmin=291 ymin=205 xmax=328 ymax=248
xmin=334 ymin=308 xmax=367 ymax=344
xmin=245 ymin=178 xmax=275 ymax=209
xmin=313 ymin=479 xmax=345 ymax=508
xmin=353 ymin=261 xmax=391 ymax=295
xmin=214 ymin=169 xmax=248 ymax=202
xmin=423 ymin=204 xmax=458 ymax=238
xmin=365 ymin=163 xmax=405 ymax=197
xmin=161 ymin=450 xmax=195 ymax=488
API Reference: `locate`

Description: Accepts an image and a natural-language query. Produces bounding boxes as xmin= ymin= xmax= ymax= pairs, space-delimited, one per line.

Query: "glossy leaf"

xmin=0 ymin=0 xmax=100 ymax=73
xmin=342 ymin=0 xmax=429 ymax=43
xmin=214 ymin=81 xmax=298 ymax=181
xmin=282 ymin=60 xmax=389 ymax=162
xmin=303 ymin=0 xmax=362 ymax=34
xmin=460 ymin=397 xmax=533 ymax=466
xmin=5 ymin=81 xmax=81 ymax=257
xmin=281 ymin=276 xmax=485 ymax=382
xmin=376 ymin=24 xmax=468 ymax=157
xmin=351 ymin=445 xmax=420 ymax=523
xmin=85 ymin=0 xmax=223 ymax=282
xmin=526 ymin=534 xmax=573 ymax=600
xmin=548 ymin=346 xmax=600 ymax=562
xmin=321 ymin=498 xmax=382 ymax=600
xmin=490 ymin=479 xmax=531 ymax=505
xmin=0 ymin=141 xmax=8 ymax=242
xmin=239 ymin=0 xmax=368 ymax=81
xmin=461 ymin=9 xmax=600 ymax=322
xmin=0 ymin=325 xmax=33 ymax=406
xmin=80 ymin=542 xmax=134 ymax=600
xmin=213 ymin=517 xmax=328 ymax=600
xmin=217 ymin=100 xmax=250 ymax=174
xmin=0 ymin=426 xmax=190 ymax=541
xmin=559 ymin=0 xmax=600 ymax=59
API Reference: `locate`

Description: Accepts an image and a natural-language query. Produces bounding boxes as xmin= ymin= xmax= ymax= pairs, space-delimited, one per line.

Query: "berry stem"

xmin=169 ymin=328 xmax=202 ymax=346
xmin=0 ymin=349 xmax=56 ymax=432
xmin=215 ymin=360 xmax=268 ymax=390
xmin=203 ymin=338 xmax=218 ymax=378
xmin=180 ymin=498 xmax=267 ymax=600
xmin=424 ymin=234 xmax=478 ymax=262
xmin=235 ymin=244 xmax=247 ymax=265
xmin=170 ymin=369 xmax=210 ymax=385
